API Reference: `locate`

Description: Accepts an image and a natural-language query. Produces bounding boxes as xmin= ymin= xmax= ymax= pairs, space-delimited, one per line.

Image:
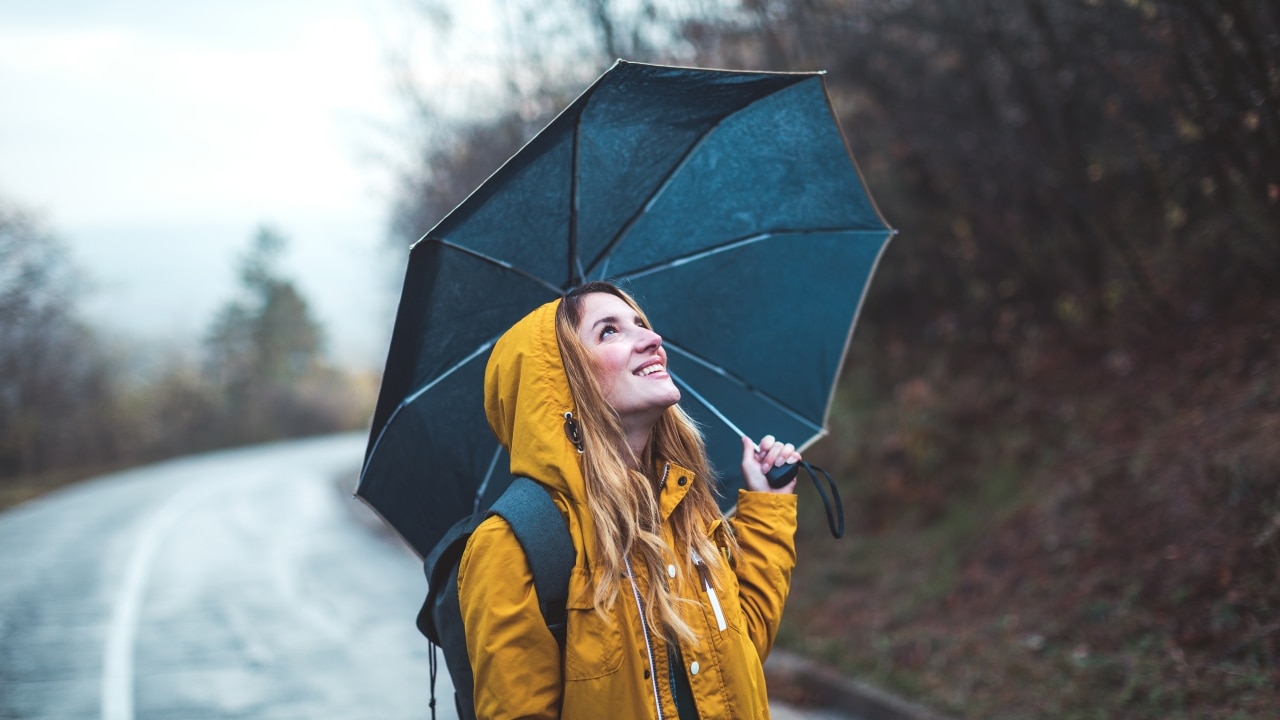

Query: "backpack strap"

xmin=487 ymin=477 xmax=575 ymax=646
xmin=418 ymin=513 xmax=479 ymax=644
xmin=417 ymin=510 xmax=486 ymax=720
xmin=416 ymin=477 xmax=575 ymax=720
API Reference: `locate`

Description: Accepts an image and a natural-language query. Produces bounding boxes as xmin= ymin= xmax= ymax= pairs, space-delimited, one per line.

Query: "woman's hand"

xmin=741 ymin=435 xmax=800 ymax=493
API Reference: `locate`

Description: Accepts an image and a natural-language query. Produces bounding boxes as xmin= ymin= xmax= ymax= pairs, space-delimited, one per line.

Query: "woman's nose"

xmin=636 ymin=327 xmax=662 ymax=352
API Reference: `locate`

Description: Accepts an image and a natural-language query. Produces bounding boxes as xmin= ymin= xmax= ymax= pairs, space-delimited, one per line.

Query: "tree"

xmin=204 ymin=226 xmax=327 ymax=443
xmin=681 ymin=0 xmax=1279 ymax=338
xmin=0 ymin=198 xmax=118 ymax=478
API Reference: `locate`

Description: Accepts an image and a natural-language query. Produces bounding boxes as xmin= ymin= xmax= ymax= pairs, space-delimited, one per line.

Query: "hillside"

xmin=782 ymin=299 xmax=1279 ymax=718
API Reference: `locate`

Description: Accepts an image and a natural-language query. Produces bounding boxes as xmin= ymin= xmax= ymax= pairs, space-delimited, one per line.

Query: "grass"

xmin=0 ymin=465 xmax=113 ymax=511
xmin=777 ymin=308 xmax=1280 ymax=718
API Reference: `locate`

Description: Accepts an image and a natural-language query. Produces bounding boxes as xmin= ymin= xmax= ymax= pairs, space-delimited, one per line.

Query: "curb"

xmin=764 ymin=650 xmax=955 ymax=720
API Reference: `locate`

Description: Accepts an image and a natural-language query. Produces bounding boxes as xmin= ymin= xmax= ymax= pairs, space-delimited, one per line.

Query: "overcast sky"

xmin=0 ymin=0 xmax=505 ymax=369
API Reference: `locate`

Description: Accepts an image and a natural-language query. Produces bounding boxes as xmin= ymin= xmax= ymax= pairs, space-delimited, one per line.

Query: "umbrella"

xmin=358 ymin=60 xmax=894 ymax=557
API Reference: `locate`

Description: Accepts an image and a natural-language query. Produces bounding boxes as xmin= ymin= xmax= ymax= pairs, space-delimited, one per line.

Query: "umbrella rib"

xmin=667 ymin=370 xmax=745 ymax=439
xmin=613 ymin=227 xmax=885 ymax=283
xmin=569 ymin=105 xmax=584 ymax=287
xmin=359 ymin=336 xmax=501 ymax=482
xmin=427 ymin=237 xmax=566 ymax=295
xmin=664 ymin=342 xmax=825 ymax=436
xmin=581 ymin=81 xmax=813 ymax=279
xmin=581 ymin=129 xmax=709 ymax=279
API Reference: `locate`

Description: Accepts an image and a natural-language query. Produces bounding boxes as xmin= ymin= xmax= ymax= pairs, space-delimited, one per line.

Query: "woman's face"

xmin=575 ymin=292 xmax=681 ymax=426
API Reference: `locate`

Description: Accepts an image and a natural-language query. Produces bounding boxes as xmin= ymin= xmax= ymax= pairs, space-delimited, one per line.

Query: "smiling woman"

xmin=456 ymin=281 xmax=804 ymax=720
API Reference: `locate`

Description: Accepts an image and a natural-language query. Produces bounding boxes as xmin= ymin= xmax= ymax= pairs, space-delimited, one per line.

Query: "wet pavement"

xmin=0 ymin=434 xmax=859 ymax=719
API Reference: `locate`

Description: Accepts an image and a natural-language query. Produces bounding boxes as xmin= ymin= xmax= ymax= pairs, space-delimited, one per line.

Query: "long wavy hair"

xmin=556 ymin=281 xmax=738 ymax=644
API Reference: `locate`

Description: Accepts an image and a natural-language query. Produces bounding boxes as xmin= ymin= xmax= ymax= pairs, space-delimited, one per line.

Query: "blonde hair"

xmin=556 ymin=282 xmax=737 ymax=645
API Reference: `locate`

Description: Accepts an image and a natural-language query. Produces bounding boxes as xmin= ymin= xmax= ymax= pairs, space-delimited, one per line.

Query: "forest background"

xmin=2 ymin=1 xmax=1277 ymax=718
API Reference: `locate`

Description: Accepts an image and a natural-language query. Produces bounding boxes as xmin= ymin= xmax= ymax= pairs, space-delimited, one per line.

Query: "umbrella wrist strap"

xmin=428 ymin=643 xmax=438 ymax=720
xmin=800 ymin=460 xmax=844 ymax=539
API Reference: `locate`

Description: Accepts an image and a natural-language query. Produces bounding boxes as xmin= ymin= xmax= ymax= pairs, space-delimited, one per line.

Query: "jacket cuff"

xmin=736 ymin=488 xmax=798 ymax=517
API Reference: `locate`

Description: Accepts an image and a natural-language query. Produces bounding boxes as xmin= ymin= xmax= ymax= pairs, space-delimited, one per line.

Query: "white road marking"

xmin=100 ymin=482 xmax=217 ymax=720
xmin=268 ymin=474 xmax=352 ymax=643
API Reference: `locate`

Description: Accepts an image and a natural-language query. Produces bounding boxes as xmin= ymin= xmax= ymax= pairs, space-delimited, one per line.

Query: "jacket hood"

xmin=484 ymin=297 xmax=587 ymax=508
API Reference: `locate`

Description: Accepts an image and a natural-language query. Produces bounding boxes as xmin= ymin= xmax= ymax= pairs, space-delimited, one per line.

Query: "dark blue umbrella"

xmin=358 ymin=60 xmax=894 ymax=557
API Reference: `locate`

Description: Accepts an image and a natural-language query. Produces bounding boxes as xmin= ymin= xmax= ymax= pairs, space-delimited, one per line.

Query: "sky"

xmin=0 ymin=0 xmax=505 ymax=369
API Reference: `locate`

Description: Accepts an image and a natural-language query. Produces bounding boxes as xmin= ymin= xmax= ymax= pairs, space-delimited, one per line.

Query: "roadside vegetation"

xmin=780 ymin=299 xmax=1278 ymax=718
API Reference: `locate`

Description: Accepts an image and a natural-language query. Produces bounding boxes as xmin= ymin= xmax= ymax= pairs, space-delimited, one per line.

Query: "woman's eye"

xmin=598 ymin=324 xmax=618 ymax=340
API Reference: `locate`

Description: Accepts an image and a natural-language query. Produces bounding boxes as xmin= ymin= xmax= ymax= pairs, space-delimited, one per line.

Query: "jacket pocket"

xmin=564 ymin=567 xmax=623 ymax=680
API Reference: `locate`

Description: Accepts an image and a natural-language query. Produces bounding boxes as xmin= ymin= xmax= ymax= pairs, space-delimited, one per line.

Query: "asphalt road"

xmin=0 ymin=434 xmax=855 ymax=719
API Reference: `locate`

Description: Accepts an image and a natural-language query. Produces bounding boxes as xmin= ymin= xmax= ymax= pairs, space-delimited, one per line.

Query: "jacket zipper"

xmin=625 ymin=557 xmax=665 ymax=720
xmin=667 ymin=645 xmax=681 ymax=711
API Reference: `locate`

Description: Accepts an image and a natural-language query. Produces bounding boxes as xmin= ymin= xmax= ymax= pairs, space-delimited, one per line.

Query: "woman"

xmin=458 ymin=281 xmax=800 ymax=719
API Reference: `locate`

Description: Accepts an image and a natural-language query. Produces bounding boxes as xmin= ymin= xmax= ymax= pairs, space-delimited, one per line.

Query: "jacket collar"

xmin=658 ymin=461 xmax=696 ymax=521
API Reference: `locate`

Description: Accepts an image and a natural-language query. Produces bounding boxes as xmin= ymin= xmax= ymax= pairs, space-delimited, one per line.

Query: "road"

xmin=0 ymin=434 xmax=855 ymax=719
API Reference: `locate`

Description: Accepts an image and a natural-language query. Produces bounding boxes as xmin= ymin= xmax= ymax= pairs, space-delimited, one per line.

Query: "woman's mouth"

xmin=635 ymin=361 xmax=666 ymax=377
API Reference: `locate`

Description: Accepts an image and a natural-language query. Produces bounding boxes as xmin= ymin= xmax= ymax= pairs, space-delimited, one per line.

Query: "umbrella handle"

xmin=767 ymin=461 xmax=845 ymax=539
xmin=765 ymin=462 xmax=800 ymax=488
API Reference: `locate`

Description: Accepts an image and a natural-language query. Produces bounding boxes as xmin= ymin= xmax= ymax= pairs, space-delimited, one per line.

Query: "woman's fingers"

xmin=755 ymin=434 xmax=775 ymax=472
xmin=755 ymin=435 xmax=800 ymax=472
xmin=741 ymin=434 xmax=800 ymax=494
xmin=757 ymin=435 xmax=782 ymax=473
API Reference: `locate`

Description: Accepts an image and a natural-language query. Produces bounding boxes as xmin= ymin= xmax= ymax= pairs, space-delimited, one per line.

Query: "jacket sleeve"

xmin=457 ymin=515 xmax=563 ymax=720
xmin=727 ymin=489 xmax=798 ymax=661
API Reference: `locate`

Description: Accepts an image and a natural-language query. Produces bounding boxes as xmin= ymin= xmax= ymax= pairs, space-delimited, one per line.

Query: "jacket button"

xmin=677 ymin=476 xmax=687 ymax=486
xmin=689 ymin=661 xmax=700 ymax=676
xmin=643 ymin=668 xmax=651 ymax=679
xmin=667 ymin=564 xmax=677 ymax=578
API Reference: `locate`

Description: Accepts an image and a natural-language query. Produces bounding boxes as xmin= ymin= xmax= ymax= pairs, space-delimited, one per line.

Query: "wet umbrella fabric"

xmin=358 ymin=61 xmax=893 ymax=558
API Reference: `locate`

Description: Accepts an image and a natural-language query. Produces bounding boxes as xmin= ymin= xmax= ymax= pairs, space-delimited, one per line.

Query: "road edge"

xmin=764 ymin=650 xmax=957 ymax=720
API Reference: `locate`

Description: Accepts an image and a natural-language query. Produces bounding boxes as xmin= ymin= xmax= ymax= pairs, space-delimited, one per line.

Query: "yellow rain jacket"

xmin=458 ymin=298 xmax=797 ymax=720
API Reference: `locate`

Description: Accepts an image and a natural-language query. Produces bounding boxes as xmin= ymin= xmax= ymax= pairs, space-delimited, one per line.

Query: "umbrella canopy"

xmin=358 ymin=60 xmax=893 ymax=557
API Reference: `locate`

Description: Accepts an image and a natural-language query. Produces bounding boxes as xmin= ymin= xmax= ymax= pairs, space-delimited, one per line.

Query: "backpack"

xmin=416 ymin=477 xmax=575 ymax=720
